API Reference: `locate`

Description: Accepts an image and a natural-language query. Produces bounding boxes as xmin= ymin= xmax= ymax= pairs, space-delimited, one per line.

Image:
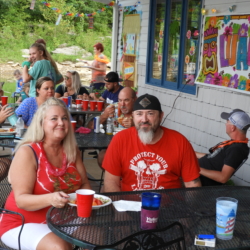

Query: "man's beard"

xmin=120 ymin=106 xmax=129 ymax=114
xmin=108 ymin=87 xmax=115 ymax=92
xmin=138 ymin=129 xmax=154 ymax=145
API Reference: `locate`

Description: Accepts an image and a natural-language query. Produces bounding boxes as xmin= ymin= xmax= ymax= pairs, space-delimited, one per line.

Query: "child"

xmin=16 ymin=82 xmax=30 ymax=104
xmin=13 ymin=69 xmax=23 ymax=93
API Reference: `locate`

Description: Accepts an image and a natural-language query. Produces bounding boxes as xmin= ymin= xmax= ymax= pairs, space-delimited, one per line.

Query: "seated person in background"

xmin=16 ymin=82 xmax=30 ymax=104
xmin=0 ymin=105 xmax=14 ymax=124
xmin=55 ymin=70 xmax=89 ymax=101
xmin=99 ymin=87 xmax=136 ymax=127
xmin=0 ymin=98 xmax=91 ymax=250
xmin=102 ymin=94 xmax=201 ymax=192
xmin=196 ymin=109 xmax=250 ymax=186
xmin=13 ymin=69 xmax=23 ymax=93
xmin=89 ymin=72 xmax=123 ymax=104
xmin=97 ymin=87 xmax=137 ymax=168
xmin=16 ymin=76 xmax=54 ymax=127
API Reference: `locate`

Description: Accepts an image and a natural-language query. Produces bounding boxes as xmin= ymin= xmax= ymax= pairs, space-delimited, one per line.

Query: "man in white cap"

xmin=196 ymin=109 xmax=250 ymax=186
xmin=102 ymin=94 xmax=201 ymax=192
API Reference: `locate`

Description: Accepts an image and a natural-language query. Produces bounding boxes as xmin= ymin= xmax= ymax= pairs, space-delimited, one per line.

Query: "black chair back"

xmin=0 ymin=156 xmax=12 ymax=208
xmin=94 ymin=221 xmax=186 ymax=250
xmin=0 ymin=209 xmax=25 ymax=250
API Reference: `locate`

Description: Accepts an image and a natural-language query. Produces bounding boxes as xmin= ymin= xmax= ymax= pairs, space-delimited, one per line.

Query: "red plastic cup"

xmin=82 ymin=100 xmax=89 ymax=111
xmin=97 ymin=101 xmax=104 ymax=111
xmin=71 ymin=121 xmax=77 ymax=131
xmin=1 ymin=96 xmax=8 ymax=106
xmin=62 ymin=97 xmax=68 ymax=106
xmin=90 ymin=101 xmax=97 ymax=111
xmin=76 ymin=99 xmax=82 ymax=109
xmin=76 ymin=189 xmax=95 ymax=218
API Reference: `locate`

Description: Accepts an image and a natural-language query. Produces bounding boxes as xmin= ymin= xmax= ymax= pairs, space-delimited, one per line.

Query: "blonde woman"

xmin=0 ymin=98 xmax=91 ymax=250
xmin=22 ymin=43 xmax=63 ymax=97
xmin=55 ymin=70 xmax=89 ymax=100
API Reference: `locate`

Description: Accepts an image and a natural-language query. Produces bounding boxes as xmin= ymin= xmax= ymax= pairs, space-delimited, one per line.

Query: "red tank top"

xmin=0 ymin=142 xmax=82 ymax=237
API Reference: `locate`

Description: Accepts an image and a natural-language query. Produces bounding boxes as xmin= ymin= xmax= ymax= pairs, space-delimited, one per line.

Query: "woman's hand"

xmin=50 ymin=191 xmax=69 ymax=208
xmin=0 ymin=105 xmax=14 ymax=123
xmin=63 ymin=92 xmax=69 ymax=97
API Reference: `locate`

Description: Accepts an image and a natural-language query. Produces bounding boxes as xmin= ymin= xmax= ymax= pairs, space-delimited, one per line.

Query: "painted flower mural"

xmin=211 ymin=72 xmax=222 ymax=85
xmin=224 ymin=15 xmax=231 ymax=24
xmin=186 ymin=30 xmax=191 ymax=39
xmin=223 ymin=26 xmax=232 ymax=41
xmin=209 ymin=16 xmax=217 ymax=27
xmin=239 ymin=23 xmax=248 ymax=37
xmin=229 ymin=74 xmax=239 ymax=88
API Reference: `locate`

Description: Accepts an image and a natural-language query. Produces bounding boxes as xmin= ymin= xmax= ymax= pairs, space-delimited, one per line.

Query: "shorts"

xmin=1 ymin=223 xmax=52 ymax=250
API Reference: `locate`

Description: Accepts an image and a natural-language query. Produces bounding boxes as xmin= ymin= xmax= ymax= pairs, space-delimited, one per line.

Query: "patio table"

xmin=46 ymin=186 xmax=250 ymax=250
xmin=75 ymin=131 xmax=112 ymax=151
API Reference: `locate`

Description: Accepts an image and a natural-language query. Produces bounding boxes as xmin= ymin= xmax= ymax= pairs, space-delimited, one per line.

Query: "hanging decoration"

xmin=229 ymin=5 xmax=236 ymax=12
xmin=55 ymin=14 xmax=62 ymax=25
xmin=89 ymin=17 xmax=94 ymax=29
xmin=40 ymin=1 xmax=115 ymax=17
xmin=201 ymin=5 xmax=237 ymax=15
xmin=30 ymin=0 xmax=36 ymax=10
xmin=118 ymin=1 xmax=141 ymax=12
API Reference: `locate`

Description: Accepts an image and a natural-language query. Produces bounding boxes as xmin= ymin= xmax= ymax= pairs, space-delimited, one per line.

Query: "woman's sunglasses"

xmin=64 ymin=76 xmax=70 ymax=80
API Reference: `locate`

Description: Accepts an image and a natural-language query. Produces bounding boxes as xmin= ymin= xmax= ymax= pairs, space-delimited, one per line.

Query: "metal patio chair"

xmin=93 ymin=221 xmax=186 ymax=250
xmin=0 ymin=209 xmax=25 ymax=250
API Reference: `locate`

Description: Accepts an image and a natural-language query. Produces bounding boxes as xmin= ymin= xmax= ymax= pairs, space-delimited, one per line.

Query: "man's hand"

xmin=103 ymin=105 xmax=115 ymax=118
xmin=122 ymin=117 xmax=133 ymax=128
xmin=89 ymin=93 xmax=98 ymax=101
xmin=0 ymin=105 xmax=14 ymax=123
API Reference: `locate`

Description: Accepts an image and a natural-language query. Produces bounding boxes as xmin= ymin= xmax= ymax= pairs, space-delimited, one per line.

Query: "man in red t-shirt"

xmin=102 ymin=94 xmax=201 ymax=192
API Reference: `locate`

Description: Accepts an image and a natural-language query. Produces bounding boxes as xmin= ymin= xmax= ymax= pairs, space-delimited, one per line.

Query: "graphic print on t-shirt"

xmin=129 ymin=152 xmax=168 ymax=190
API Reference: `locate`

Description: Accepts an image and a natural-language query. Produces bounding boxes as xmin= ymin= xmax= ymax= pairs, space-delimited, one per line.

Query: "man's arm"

xmin=103 ymin=171 xmax=121 ymax=192
xmin=195 ymin=151 xmax=206 ymax=159
xmin=200 ymin=165 xmax=235 ymax=184
xmin=100 ymin=105 xmax=115 ymax=124
xmin=184 ymin=177 xmax=201 ymax=187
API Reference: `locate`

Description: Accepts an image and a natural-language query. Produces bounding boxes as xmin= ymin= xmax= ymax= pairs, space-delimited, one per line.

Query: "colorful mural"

xmin=119 ymin=5 xmax=142 ymax=88
xmin=196 ymin=14 xmax=250 ymax=93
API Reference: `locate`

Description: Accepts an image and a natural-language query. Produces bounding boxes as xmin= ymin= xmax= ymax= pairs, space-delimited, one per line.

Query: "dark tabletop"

xmin=75 ymin=131 xmax=113 ymax=150
xmin=0 ymin=131 xmax=113 ymax=150
xmin=46 ymin=186 xmax=250 ymax=249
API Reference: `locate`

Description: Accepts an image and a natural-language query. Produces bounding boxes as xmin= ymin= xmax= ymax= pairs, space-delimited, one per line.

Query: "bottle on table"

xmin=106 ymin=116 xmax=114 ymax=135
xmin=16 ymin=115 xmax=24 ymax=137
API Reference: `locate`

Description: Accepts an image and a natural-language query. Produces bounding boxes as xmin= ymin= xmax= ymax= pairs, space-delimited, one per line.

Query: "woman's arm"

xmin=9 ymin=146 xmax=69 ymax=210
xmin=22 ymin=66 xmax=33 ymax=83
xmin=75 ymin=148 xmax=91 ymax=189
xmin=88 ymin=63 xmax=107 ymax=72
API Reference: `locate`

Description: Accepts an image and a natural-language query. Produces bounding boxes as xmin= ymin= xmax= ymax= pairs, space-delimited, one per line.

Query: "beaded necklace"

xmin=40 ymin=142 xmax=68 ymax=177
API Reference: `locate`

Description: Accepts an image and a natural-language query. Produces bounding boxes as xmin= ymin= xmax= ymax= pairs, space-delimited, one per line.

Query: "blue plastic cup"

xmin=6 ymin=104 xmax=17 ymax=126
xmin=141 ymin=192 xmax=161 ymax=230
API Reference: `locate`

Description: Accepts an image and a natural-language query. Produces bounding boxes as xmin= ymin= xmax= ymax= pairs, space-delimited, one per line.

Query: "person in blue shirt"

xmin=89 ymin=71 xmax=124 ymax=104
xmin=13 ymin=70 xmax=23 ymax=93
xmin=16 ymin=82 xmax=30 ymax=104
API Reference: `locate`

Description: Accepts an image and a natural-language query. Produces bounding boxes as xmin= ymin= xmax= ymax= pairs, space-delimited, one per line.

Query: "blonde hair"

xmin=30 ymin=43 xmax=60 ymax=75
xmin=64 ymin=71 xmax=82 ymax=95
xmin=14 ymin=98 xmax=77 ymax=163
